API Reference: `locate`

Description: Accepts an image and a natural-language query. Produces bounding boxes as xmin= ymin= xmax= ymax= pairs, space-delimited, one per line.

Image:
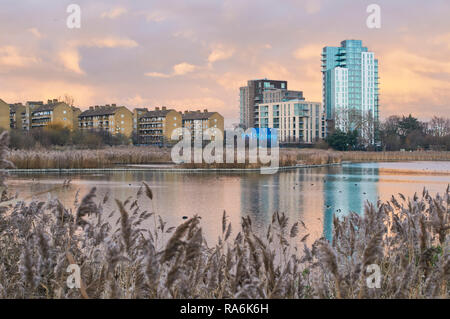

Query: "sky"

xmin=0 ymin=0 xmax=449 ymax=127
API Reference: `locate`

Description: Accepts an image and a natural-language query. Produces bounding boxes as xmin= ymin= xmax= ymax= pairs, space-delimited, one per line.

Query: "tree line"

xmin=325 ymin=115 xmax=450 ymax=151
xmin=6 ymin=125 xmax=130 ymax=149
xmin=4 ymin=115 xmax=450 ymax=152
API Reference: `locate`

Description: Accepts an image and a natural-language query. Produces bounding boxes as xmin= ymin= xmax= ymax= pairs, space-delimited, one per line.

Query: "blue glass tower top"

xmin=322 ymin=40 xmax=379 ymax=138
xmin=322 ymin=40 xmax=370 ymax=71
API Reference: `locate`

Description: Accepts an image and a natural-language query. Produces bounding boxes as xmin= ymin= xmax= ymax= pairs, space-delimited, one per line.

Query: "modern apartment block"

xmin=182 ymin=109 xmax=224 ymax=140
xmin=78 ymin=104 xmax=133 ymax=137
xmin=137 ymin=107 xmax=181 ymax=145
xmin=257 ymin=99 xmax=325 ymax=143
xmin=322 ymin=40 xmax=379 ymax=136
xmin=240 ymin=79 xmax=287 ymax=129
xmin=30 ymin=99 xmax=80 ymax=130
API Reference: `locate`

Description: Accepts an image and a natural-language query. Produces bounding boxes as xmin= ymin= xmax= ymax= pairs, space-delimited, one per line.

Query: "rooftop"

xmin=140 ymin=107 xmax=173 ymax=118
xmin=182 ymin=110 xmax=217 ymax=120
xmin=32 ymin=102 xmax=66 ymax=113
xmin=9 ymin=103 xmax=25 ymax=113
xmin=79 ymin=105 xmax=122 ymax=117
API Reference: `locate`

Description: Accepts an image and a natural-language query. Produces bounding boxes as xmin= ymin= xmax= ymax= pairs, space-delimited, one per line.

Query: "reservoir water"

xmin=7 ymin=161 xmax=450 ymax=245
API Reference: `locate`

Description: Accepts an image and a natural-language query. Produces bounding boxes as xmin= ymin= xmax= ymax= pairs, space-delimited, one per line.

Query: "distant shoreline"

xmin=6 ymin=160 xmax=450 ymax=176
xmin=6 ymin=162 xmax=342 ymax=173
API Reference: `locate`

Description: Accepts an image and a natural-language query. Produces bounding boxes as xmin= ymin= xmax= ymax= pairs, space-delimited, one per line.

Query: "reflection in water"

xmin=322 ymin=165 xmax=379 ymax=240
xmin=7 ymin=162 xmax=449 ymax=244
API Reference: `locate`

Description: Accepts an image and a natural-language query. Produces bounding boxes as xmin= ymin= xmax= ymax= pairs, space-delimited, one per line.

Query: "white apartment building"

xmin=256 ymin=99 xmax=325 ymax=143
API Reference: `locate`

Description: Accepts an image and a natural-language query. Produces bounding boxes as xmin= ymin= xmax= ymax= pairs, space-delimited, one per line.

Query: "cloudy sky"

xmin=1 ymin=0 xmax=449 ymax=126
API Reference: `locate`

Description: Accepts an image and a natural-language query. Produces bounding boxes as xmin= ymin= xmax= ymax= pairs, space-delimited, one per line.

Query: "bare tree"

xmin=58 ymin=94 xmax=75 ymax=106
xmin=428 ymin=116 xmax=450 ymax=137
xmin=335 ymin=108 xmax=377 ymax=146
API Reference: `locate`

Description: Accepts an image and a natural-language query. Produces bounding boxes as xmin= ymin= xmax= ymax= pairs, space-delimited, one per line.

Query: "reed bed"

xmin=8 ymin=147 xmax=337 ymax=170
xmin=338 ymin=151 xmax=450 ymax=162
xmin=8 ymin=147 xmax=172 ymax=169
xmin=178 ymin=149 xmax=300 ymax=169
xmin=290 ymin=149 xmax=343 ymax=165
xmin=284 ymin=149 xmax=450 ymax=164
xmin=177 ymin=148 xmax=341 ymax=169
xmin=6 ymin=146 xmax=450 ymax=170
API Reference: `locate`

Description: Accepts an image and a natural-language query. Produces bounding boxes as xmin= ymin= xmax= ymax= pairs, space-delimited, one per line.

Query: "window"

xmin=121 ymin=114 xmax=124 ymax=118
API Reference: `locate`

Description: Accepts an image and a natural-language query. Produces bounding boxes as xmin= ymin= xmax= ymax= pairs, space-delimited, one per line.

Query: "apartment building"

xmin=137 ymin=107 xmax=181 ymax=145
xmin=257 ymin=99 xmax=325 ymax=143
xmin=22 ymin=101 xmax=44 ymax=130
xmin=30 ymin=99 xmax=80 ymax=130
xmin=78 ymin=104 xmax=133 ymax=137
xmin=182 ymin=109 xmax=224 ymax=140
xmin=133 ymin=108 xmax=148 ymax=132
xmin=322 ymin=40 xmax=379 ymax=136
xmin=9 ymin=103 xmax=26 ymax=129
xmin=240 ymin=79 xmax=287 ymax=128
xmin=0 ymin=99 xmax=11 ymax=130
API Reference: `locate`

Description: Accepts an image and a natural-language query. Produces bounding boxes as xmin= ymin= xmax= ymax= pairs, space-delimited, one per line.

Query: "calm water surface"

xmin=7 ymin=161 xmax=450 ymax=245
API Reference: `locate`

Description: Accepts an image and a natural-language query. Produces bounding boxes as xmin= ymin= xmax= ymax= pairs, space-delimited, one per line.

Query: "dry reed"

xmin=0 ymin=183 xmax=448 ymax=299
